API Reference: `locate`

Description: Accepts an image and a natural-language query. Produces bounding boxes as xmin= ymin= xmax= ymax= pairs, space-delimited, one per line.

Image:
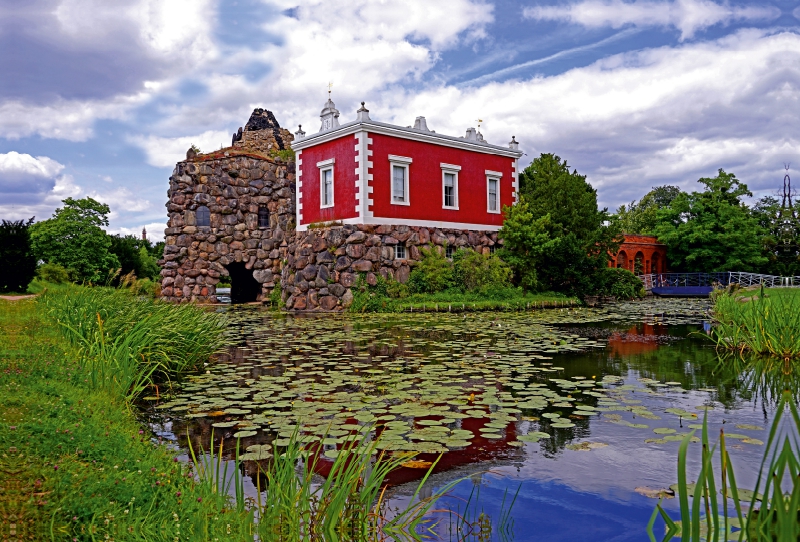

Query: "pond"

xmin=146 ymin=299 xmax=777 ymax=541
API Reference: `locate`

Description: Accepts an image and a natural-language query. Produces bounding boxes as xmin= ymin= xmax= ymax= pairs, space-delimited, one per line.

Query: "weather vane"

xmin=327 ymin=82 xmax=333 ymax=98
xmin=476 ymin=118 xmax=483 ymax=132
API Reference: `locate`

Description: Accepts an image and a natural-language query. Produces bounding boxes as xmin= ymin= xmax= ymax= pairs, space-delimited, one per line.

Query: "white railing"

xmin=638 ymin=272 xmax=800 ymax=292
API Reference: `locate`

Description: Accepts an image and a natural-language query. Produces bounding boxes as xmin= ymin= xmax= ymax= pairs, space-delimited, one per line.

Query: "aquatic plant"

xmin=39 ymin=286 xmax=226 ymax=400
xmin=709 ymin=288 xmax=800 ymax=360
xmin=649 ymin=390 xmax=800 ymax=541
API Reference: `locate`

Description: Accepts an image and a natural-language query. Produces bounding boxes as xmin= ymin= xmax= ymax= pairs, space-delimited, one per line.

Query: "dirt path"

xmin=0 ymin=295 xmax=37 ymax=301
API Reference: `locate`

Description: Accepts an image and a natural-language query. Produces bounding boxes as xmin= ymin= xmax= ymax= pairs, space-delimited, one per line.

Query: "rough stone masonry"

xmin=159 ymin=109 xmax=501 ymax=309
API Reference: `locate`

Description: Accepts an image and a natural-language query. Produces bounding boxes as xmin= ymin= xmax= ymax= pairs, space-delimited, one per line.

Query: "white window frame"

xmin=317 ymin=158 xmax=335 ymax=209
xmin=394 ymin=244 xmax=406 ymax=260
xmin=486 ymin=170 xmax=502 ymax=214
xmin=441 ymin=163 xmax=460 ymax=210
xmin=445 ymin=245 xmax=454 ymax=260
xmin=389 ymin=155 xmax=412 ymax=206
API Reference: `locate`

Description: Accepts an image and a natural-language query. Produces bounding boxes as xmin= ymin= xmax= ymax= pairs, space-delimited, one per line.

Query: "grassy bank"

xmin=0 ymin=296 xmax=253 ymax=541
xmin=709 ymin=287 xmax=800 ymax=360
xmin=350 ymin=283 xmax=578 ymax=313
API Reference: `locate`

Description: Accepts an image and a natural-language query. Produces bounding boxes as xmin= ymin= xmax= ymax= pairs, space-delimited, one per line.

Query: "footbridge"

xmin=638 ymin=272 xmax=800 ymax=297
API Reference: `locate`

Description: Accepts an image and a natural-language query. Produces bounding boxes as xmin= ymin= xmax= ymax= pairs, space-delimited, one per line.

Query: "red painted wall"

xmin=298 ymin=135 xmax=357 ymax=225
xmin=369 ymin=133 xmax=514 ymax=227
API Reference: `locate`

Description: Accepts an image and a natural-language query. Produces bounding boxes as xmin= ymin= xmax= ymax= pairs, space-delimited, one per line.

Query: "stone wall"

xmin=281 ymin=224 xmax=501 ymax=311
xmin=159 ymin=151 xmax=295 ymax=303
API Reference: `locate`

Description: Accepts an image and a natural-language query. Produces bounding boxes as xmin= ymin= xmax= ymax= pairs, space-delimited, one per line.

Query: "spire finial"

xmin=327 ymin=81 xmax=333 ymax=99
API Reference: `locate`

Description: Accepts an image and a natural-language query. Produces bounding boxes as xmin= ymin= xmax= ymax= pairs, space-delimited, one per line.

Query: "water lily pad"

xmin=653 ymin=428 xmax=676 ymax=434
xmin=734 ymin=424 xmax=764 ymax=431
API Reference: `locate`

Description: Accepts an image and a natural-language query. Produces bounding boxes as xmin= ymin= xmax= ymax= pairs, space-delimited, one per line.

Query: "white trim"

xmin=512 ymin=159 xmax=519 ymax=204
xmin=389 ymin=159 xmax=410 ymax=206
xmin=486 ymin=175 xmax=500 ymax=214
xmin=485 ymin=169 xmax=503 ymax=177
xmin=394 ymin=244 xmax=407 ymax=260
xmin=295 ymin=150 xmax=303 ymax=225
xmin=440 ymin=163 xmax=461 ymax=171
xmin=441 ymin=167 xmax=459 ymax=210
xmin=292 ymin=120 xmax=523 ymax=158
xmin=318 ymin=161 xmax=334 ymax=209
xmin=355 ymin=131 xmax=374 ymax=219
xmin=322 ymin=216 xmax=502 ymax=231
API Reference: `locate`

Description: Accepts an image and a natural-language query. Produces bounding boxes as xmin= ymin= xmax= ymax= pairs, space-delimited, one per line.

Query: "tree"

xmin=616 ymin=185 xmax=683 ymax=234
xmin=505 ymin=154 xmax=621 ymax=296
xmin=752 ymin=195 xmax=800 ymax=276
xmin=109 ymin=235 xmax=160 ymax=280
xmin=30 ymin=198 xmax=119 ymax=283
xmin=0 ymin=218 xmax=37 ymax=293
xmin=497 ymin=200 xmax=553 ymax=291
xmin=652 ymin=170 xmax=767 ymax=272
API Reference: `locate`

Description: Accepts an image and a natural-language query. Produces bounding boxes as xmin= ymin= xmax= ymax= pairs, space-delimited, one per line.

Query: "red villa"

xmin=291 ymin=98 xmax=523 ymax=233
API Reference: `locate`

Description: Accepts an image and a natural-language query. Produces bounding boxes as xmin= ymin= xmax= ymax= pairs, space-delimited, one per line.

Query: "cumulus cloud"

xmin=0 ymin=151 xmax=65 ymax=205
xmin=384 ymin=30 xmax=800 ymax=206
xmin=129 ymin=130 xmax=234 ymax=168
xmin=523 ymin=0 xmax=781 ymax=40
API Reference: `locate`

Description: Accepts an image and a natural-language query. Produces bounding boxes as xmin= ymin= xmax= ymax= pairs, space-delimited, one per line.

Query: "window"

xmin=394 ymin=244 xmax=406 ymax=259
xmin=489 ymin=244 xmax=498 ymax=255
xmin=258 ymin=206 xmax=270 ymax=228
xmin=441 ymin=163 xmax=460 ymax=209
xmin=388 ymin=155 xmax=412 ymax=205
xmin=196 ymin=206 xmax=210 ymax=227
xmin=486 ymin=171 xmax=502 ymax=214
xmin=317 ymin=158 xmax=335 ymax=209
xmin=445 ymin=245 xmax=454 ymax=259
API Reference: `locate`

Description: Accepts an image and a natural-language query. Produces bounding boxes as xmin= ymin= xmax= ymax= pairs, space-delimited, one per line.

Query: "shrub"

xmin=453 ymin=249 xmax=513 ymax=291
xmin=407 ymin=245 xmax=454 ymax=294
xmin=36 ymin=262 xmax=71 ymax=284
xmin=596 ymin=267 xmax=645 ymax=299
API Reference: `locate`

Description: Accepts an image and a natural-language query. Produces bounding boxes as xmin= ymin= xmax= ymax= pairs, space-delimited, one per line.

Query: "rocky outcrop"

xmin=281 ymin=224 xmax=501 ymax=312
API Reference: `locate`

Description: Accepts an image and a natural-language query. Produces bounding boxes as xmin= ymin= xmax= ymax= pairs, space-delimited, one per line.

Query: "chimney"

xmin=356 ymin=102 xmax=371 ymax=122
xmin=508 ymin=136 xmax=519 ymax=150
xmin=413 ymin=116 xmax=430 ymax=131
xmin=295 ymin=124 xmax=306 ymax=139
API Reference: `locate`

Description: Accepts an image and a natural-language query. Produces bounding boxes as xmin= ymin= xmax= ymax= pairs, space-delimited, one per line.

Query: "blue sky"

xmin=1 ymin=0 xmax=798 ymax=241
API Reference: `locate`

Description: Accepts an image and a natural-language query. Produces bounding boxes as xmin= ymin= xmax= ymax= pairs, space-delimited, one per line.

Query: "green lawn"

xmin=0 ymin=299 xmax=252 ymax=541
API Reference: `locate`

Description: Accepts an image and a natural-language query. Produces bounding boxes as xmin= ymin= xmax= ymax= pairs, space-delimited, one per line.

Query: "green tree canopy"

xmin=616 ymin=185 xmax=683 ymax=234
xmin=652 ymin=170 xmax=767 ymax=272
xmin=30 ymin=197 xmax=119 ymax=283
xmin=501 ymin=154 xmax=621 ymax=297
xmin=109 ymin=235 xmax=160 ymax=280
xmin=751 ymin=195 xmax=800 ymax=276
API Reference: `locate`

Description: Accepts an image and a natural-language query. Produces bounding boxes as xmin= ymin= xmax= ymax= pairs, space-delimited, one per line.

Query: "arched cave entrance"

xmin=225 ymin=262 xmax=261 ymax=304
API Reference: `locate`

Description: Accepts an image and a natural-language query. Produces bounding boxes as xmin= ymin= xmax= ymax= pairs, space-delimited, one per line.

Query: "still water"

xmin=146 ymin=299 xmax=776 ymax=541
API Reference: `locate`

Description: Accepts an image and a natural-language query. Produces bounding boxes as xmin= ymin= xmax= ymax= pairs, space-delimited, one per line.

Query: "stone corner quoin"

xmin=159 ymin=104 xmax=517 ymax=311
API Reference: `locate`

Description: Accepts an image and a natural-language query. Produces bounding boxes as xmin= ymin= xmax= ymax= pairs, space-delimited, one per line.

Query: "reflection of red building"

xmin=609 ymin=235 xmax=667 ymax=275
xmin=607 ymin=323 xmax=666 ymax=356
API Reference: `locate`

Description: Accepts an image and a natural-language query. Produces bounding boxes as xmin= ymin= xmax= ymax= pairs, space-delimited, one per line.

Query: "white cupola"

xmin=319 ymin=97 xmax=340 ymax=132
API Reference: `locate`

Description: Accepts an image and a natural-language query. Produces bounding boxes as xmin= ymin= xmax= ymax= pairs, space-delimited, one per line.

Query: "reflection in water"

xmin=144 ymin=301 xmax=780 ymax=541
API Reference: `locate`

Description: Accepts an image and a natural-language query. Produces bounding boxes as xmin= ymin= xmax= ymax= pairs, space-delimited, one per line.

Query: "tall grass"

xmin=709 ymin=288 xmax=800 ymax=360
xmin=38 ymin=286 xmax=226 ymax=400
xmin=649 ymin=391 xmax=800 ymax=541
xmin=187 ymin=426 xmax=491 ymax=541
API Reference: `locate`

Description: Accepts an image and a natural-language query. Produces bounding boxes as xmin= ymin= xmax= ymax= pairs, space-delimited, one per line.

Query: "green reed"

xmin=649 ymin=391 xmax=800 ymax=541
xmin=252 ymin=428 xmax=462 ymax=541
xmin=38 ymin=286 xmax=226 ymax=400
xmin=709 ymin=288 xmax=800 ymax=360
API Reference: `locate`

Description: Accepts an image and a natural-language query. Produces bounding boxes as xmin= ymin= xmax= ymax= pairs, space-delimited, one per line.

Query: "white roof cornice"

xmin=291 ymin=120 xmax=523 ymax=159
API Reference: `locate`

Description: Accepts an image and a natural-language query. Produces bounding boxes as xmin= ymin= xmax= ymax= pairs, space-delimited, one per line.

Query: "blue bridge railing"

xmin=638 ymin=272 xmax=800 ymax=294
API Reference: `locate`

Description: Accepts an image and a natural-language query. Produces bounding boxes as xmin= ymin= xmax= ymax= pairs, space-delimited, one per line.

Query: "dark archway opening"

xmin=226 ymin=262 xmax=261 ymax=303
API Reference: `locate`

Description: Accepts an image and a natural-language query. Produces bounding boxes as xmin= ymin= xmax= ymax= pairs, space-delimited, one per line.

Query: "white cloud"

xmin=109 ymin=222 xmax=167 ymax=243
xmin=129 ymin=129 xmax=233 ymax=168
xmin=381 ymin=29 xmax=800 ymax=207
xmin=0 ymin=151 xmax=65 ymax=180
xmin=523 ymin=0 xmax=781 ymax=40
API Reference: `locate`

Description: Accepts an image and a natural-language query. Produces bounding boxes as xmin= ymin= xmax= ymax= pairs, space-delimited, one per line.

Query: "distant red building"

xmin=291 ymin=99 xmax=523 ymax=232
xmin=610 ymin=234 xmax=667 ymax=275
